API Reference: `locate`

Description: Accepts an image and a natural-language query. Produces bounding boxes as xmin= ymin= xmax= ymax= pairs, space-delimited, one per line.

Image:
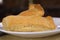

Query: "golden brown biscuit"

xmin=18 ymin=4 xmax=44 ymax=16
xmin=2 ymin=16 xmax=56 ymax=32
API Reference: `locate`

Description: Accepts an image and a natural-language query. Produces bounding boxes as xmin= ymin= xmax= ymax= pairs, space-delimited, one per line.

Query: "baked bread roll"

xmin=2 ymin=15 xmax=56 ymax=32
xmin=18 ymin=4 xmax=44 ymax=16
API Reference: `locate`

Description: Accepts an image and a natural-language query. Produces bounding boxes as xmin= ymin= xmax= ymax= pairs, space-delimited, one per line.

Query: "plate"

xmin=0 ymin=18 xmax=60 ymax=38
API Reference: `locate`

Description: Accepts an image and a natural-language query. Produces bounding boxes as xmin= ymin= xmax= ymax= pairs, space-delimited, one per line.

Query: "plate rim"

xmin=0 ymin=29 xmax=60 ymax=34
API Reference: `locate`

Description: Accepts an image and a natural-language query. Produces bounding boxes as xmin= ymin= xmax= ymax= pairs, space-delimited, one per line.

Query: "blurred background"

xmin=0 ymin=0 xmax=60 ymax=22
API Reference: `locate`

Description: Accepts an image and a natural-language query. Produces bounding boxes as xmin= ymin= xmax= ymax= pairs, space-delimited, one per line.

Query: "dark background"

xmin=0 ymin=0 xmax=60 ymax=22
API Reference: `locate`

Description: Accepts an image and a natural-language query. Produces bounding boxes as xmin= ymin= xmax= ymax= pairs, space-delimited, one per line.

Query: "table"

xmin=0 ymin=34 xmax=60 ymax=40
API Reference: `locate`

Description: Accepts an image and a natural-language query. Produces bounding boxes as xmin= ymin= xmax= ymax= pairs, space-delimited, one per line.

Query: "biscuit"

xmin=2 ymin=16 xmax=56 ymax=32
xmin=18 ymin=4 xmax=44 ymax=16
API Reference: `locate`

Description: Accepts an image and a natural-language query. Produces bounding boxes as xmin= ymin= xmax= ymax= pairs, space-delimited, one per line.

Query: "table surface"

xmin=0 ymin=34 xmax=60 ymax=40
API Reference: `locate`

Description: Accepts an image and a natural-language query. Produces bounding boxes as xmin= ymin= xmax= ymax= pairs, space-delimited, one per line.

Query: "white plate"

xmin=0 ymin=18 xmax=60 ymax=38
